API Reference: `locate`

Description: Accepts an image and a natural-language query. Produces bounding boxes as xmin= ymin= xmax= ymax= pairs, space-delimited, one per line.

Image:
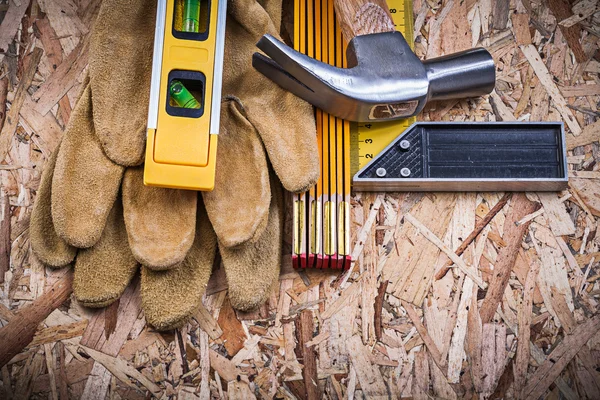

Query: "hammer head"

xmin=252 ymin=32 xmax=495 ymax=122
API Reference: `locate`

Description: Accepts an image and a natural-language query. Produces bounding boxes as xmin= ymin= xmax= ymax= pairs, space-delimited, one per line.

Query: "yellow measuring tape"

xmin=293 ymin=0 xmax=414 ymax=270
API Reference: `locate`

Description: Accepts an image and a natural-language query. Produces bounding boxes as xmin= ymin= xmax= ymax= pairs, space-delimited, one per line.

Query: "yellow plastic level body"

xmin=144 ymin=0 xmax=225 ymax=191
xmin=145 ymin=130 xmax=218 ymax=191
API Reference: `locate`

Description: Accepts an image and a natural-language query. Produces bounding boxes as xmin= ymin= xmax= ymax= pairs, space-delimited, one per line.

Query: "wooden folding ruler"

xmin=292 ymin=0 xmax=415 ymax=270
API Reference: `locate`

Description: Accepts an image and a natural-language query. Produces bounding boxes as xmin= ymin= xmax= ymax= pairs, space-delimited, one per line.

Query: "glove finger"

xmin=203 ymin=100 xmax=270 ymax=248
xmin=221 ymin=173 xmax=283 ymax=311
xmin=224 ymin=0 xmax=319 ymax=193
xmin=89 ymin=0 xmax=155 ymax=166
xmin=141 ymin=199 xmax=217 ymax=331
xmin=74 ymin=196 xmax=139 ymax=308
xmin=256 ymin=0 xmax=282 ymax=31
xmin=246 ymin=96 xmax=318 ymax=194
xmin=227 ymin=0 xmax=277 ymax=39
xmin=30 ymin=144 xmax=77 ymax=267
xmin=52 ymin=81 xmax=124 ymax=248
xmin=122 ymin=166 xmax=197 ymax=270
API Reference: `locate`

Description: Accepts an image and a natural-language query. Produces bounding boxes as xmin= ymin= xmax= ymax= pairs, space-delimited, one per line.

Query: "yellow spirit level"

xmin=144 ymin=0 xmax=227 ymax=190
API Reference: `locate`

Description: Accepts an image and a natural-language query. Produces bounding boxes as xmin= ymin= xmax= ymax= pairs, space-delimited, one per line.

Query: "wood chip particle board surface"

xmin=0 ymin=0 xmax=599 ymax=398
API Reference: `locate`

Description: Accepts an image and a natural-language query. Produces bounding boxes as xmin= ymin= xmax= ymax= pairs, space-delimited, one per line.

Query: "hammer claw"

xmin=252 ymin=53 xmax=317 ymax=102
xmin=255 ymin=34 xmax=346 ymax=93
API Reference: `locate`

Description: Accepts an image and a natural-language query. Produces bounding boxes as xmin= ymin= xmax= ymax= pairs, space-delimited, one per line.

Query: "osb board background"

xmin=0 ymin=0 xmax=600 ymax=398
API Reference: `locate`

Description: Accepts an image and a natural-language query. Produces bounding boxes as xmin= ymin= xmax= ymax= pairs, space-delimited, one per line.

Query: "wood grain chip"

xmin=481 ymin=323 xmax=506 ymax=398
xmin=437 ymin=193 xmax=511 ymax=280
xmin=489 ymin=90 xmax=517 ymax=121
xmin=34 ymin=16 xmax=73 ymax=124
xmin=0 ymin=191 xmax=9 ymax=284
xmin=514 ymin=247 xmax=541 ymax=397
xmin=549 ymin=287 xmax=576 ymax=333
xmin=479 ymin=193 xmax=539 ymax=324
xmin=29 ymin=320 xmax=88 ymax=348
xmin=561 ymin=0 xmax=599 ymax=27
xmin=37 ymin=0 xmax=88 ymax=54
xmin=547 ymin=0 xmax=588 ymax=62
xmin=566 ymin=119 xmax=600 ymax=150
xmin=440 ymin=0 xmax=472 ymax=54
xmin=119 ymin=330 xmax=165 ymax=361
xmin=297 ymin=309 xmax=319 ymax=400
xmin=193 ymin=301 xmax=223 ymax=340
xmin=447 ymin=275 xmax=475 ymax=383
xmin=492 ymin=0 xmax=510 ymax=30
xmin=537 ymin=193 xmax=576 ymax=236
xmin=560 ymin=84 xmax=600 ymax=98
xmin=402 ymin=301 xmax=446 ymax=373
xmin=0 ymin=78 xmax=7 ymax=135
xmin=209 ymin=350 xmax=241 ymax=383
xmin=43 ymin=343 xmax=58 ymax=400
xmin=384 ymin=194 xmax=456 ymax=305
xmin=33 ymin=359 xmax=94 ymax=393
xmin=374 ymin=280 xmax=388 ymax=341
xmin=570 ymin=171 xmax=600 ymax=179
xmin=346 ymin=335 xmax=389 ymax=398
xmin=466 ymin=285 xmax=483 ymax=392
xmin=523 ymin=315 xmax=600 ymax=400
xmin=404 ymin=212 xmax=485 ymax=288
xmin=14 ymin=352 xmax=45 ymax=399
xmin=32 ymin=37 xmax=89 ymax=116
xmin=80 ymin=279 xmax=142 ymax=400
xmin=217 ymin=298 xmax=247 ymax=357
xmin=0 ymin=272 xmax=73 ymax=368
xmin=228 ymin=381 xmax=257 ymax=399
xmin=412 ymin=350 xmax=430 ymax=400
xmin=0 ymin=0 xmax=31 ymax=59
xmin=536 ymin=246 xmax=574 ymax=328
xmin=511 ymin=13 xmax=532 ymax=45
xmin=0 ymin=47 xmax=44 ymax=162
xmin=80 ymin=345 xmax=162 ymax=397
xmin=520 ymin=44 xmax=582 ymax=135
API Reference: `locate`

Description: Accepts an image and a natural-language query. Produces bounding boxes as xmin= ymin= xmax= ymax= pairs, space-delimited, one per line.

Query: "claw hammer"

xmin=252 ymin=0 xmax=495 ymax=122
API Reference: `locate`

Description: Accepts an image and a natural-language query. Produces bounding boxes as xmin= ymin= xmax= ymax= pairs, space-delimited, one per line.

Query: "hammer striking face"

xmin=252 ymin=31 xmax=495 ymax=123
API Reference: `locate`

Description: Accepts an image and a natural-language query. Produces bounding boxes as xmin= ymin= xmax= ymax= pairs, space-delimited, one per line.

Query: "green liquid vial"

xmin=169 ymin=80 xmax=201 ymax=109
xmin=182 ymin=0 xmax=201 ymax=33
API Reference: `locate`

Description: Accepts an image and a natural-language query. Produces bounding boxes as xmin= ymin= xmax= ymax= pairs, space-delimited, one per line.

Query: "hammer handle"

xmin=424 ymin=48 xmax=496 ymax=102
xmin=333 ymin=0 xmax=395 ymax=42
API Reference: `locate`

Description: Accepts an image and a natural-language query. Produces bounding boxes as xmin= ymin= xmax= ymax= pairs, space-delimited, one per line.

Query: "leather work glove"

xmin=30 ymin=0 xmax=318 ymax=330
xmin=31 ymin=0 xmax=207 ymax=330
xmin=32 ymin=148 xmax=217 ymax=327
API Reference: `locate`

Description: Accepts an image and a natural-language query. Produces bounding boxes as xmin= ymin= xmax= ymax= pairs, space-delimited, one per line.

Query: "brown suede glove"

xmin=31 ymin=0 xmax=204 ymax=329
xmin=30 ymin=0 xmax=319 ymax=329
xmin=31 ymin=150 xmax=217 ymax=328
